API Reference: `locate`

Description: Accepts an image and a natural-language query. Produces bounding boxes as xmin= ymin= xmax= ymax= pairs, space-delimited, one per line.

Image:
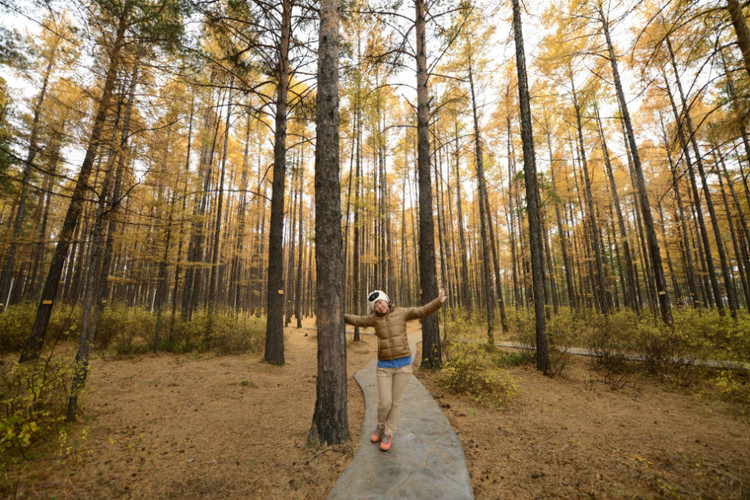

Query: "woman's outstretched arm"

xmin=404 ymin=289 xmax=447 ymax=320
xmin=344 ymin=313 xmax=375 ymax=327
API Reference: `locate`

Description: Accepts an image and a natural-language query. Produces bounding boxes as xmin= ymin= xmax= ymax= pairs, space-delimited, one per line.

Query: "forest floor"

xmin=3 ymin=318 xmax=750 ymax=499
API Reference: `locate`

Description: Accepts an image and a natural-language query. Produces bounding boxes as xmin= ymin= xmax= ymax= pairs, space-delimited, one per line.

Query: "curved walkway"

xmin=328 ymin=333 xmax=474 ymax=500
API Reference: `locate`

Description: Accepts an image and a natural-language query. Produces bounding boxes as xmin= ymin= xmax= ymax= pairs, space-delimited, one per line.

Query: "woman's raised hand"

xmin=438 ymin=289 xmax=447 ymax=304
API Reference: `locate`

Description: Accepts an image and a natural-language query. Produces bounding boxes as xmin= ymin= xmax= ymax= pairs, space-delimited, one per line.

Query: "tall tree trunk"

xmin=19 ymin=14 xmax=128 ymax=362
xmin=154 ymin=191 xmax=175 ymax=351
xmin=666 ymin=37 xmax=738 ymax=318
xmin=66 ymin=56 xmax=138 ymax=418
xmin=352 ymin=86 xmax=362 ymax=340
xmin=727 ymin=0 xmax=750 ymax=78
xmin=719 ymin=145 xmax=750 ymax=308
xmin=661 ymin=115 xmax=699 ymax=308
xmin=549 ymin=152 xmax=576 ymax=310
xmin=0 ymin=53 xmax=57 ymax=310
xmin=27 ymin=145 xmax=57 ymax=299
xmin=230 ymin=110 xmax=250 ymax=314
xmin=713 ymin=145 xmax=750 ymax=312
xmin=454 ymin=125 xmax=471 ymax=312
xmin=664 ymin=71 xmax=721 ymax=312
xmin=308 ymin=0 xmax=348 ymax=444
xmin=512 ymin=0 xmax=549 ymax=372
xmin=66 ymin=166 xmax=110 ymax=421
xmin=594 ymin=101 xmax=638 ymax=311
xmin=208 ymin=84 xmax=232 ymax=321
xmin=182 ymin=92 xmax=222 ymax=322
xmin=507 ymin=119 xmax=522 ymax=309
xmin=416 ymin=0 xmax=441 ymax=368
xmin=484 ymin=176 xmax=508 ymax=328
xmin=601 ymin=8 xmax=672 ymax=325
xmin=295 ymin=148 xmax=305 ymax=327
xmin=571 ymin=80 xmax=609 ymax=315
xmin=468 ymin=63 xmax=495 ymax=339
xmin=170 ymin=98 xmax=194 ymax=337
xmin=265 ymin=0 xmax=292 ymax=364
xmin=284 ymin=155 xmax=298 ymax=326
xmin=434 ymin=142 xmax=449 ymax=317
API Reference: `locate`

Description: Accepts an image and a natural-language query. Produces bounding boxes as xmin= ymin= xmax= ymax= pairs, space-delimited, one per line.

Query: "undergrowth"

xmin=0 ymin=302 xmax=266 ymax=356
xmin=0 ymin=302 xmax=269 ymax=461
xmin=442 ymin=306 xmax=750 ymax=405
xmin=0 ymin=352 xmax=74 ymax=464
xmin=440 ymin=340 xmax=518 ymax=409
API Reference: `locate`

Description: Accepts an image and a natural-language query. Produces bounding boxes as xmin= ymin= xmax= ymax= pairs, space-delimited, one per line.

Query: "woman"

xmin=345 ymin=288 xmax=446 ymax=451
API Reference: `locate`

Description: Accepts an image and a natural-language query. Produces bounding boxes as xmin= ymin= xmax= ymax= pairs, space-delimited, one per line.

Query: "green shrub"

xmin=672 ymin=309 xmax=750 ymax=362
xmin=713 ymin=369 xmax=750 ymax=407
xmin=441 ymin=341 xmax=517 ymax=409
xmin=100 ymin=307 xmax=265 ymax=356
xmin=443 ymin=310 xmax=485 ymax=343
xmin=443 ymin=311 xmax=474 ymax=341
xmin=506 ymin=307 xmax=534 ymax=346
xmin=0 ymin=303 xmax=36 ymax=352
xmin=94 ymin=302 xmax=156 ymax=351
xmin=0 ymin=356 xmax=73 ymax=459
xmin=491 ymin=350 xmax=534 ymax=368
xmin=198 ymin=313 xmax=265 ymax=355
xmin=546 ymin=307 xmax=584 ymax=350
xmin=0 ymin=303 xmax=79 ymax=354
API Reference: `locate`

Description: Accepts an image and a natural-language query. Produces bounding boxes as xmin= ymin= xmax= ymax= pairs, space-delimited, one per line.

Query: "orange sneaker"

xmin=379 ymin=433 xmax=392 ymax=451
xmin=370 ymin=426 xmax=384 ymax=443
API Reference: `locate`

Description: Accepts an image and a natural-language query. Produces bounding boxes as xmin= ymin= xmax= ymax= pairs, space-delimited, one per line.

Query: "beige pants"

xmin=376 ymin=363 xmax=413 ymax=436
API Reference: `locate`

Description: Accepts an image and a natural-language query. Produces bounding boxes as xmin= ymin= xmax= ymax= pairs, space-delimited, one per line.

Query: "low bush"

xmin=0 ymin=355 xmax=73 ymax=459
xmin=546 ymin=307 xmax=585 ymax=351
xmin=713 ymin=369 xmax=750 ymax=407
xmin=96 ymin=305 xmax=264 ymax=356
xmin=0 ymin=303 xmax=79 ymax=354
xmin=672 ymin=309 xmax=750 ymax=362
xmin=198 ymin=313 xmax=265 ymax=355
xmin=506 ymin=307 xmax=534 ymax=346
xmin=0 ymin=303 xmax=36 ymax=352
xmin=440 ymin=341 xmax=517 ymax=409
xmin=490 ymin=350 xmax=535 ymax=368
xmin=442 ymin=311 xmax=477 ymax=343
xmin=95 ymin=302 xmax=156 ymax=350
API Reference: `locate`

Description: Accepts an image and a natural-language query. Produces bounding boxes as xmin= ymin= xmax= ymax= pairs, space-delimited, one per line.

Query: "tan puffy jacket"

xmin=344 ymin=297 xmax=443 ymax=361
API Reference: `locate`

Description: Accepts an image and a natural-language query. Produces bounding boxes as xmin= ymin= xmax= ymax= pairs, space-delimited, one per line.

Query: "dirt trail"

xmin=11 ymin=321 xmax=376 ymax=499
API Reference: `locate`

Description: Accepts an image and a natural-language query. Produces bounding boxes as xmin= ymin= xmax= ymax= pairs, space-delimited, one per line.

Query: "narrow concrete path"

xmin=328 ymin=333 xmax=474 ymax=500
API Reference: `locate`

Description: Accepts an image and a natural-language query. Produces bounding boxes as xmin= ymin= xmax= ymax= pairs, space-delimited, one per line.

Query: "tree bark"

xmin=571 ymin=80 xmax=609 ymax=315
xmin=264 ymin=0 xmax=292 ymax=364
xmin=727 ymin=0 xmax=750 ymax=78
xmin=295 ymin=152 xmax=305 ymax=328
xmin=468 ymin=63 xmax=495 ymax=339
xmin=19 ymin=14 xmax=129 ymax=362
xmin=666 ymin=37 xmax=738 ymax=318
xmin=600 ymin=8 xmax=672 ymax=325
xmin=308 ymin=0 xmax=348 ymax=445
xmin=416 ymin=0 xmax=441 ymax=368
xmin=512 ymin=0 xmax=549 ymax=372
xmin=454 ymin=125 xmax=471 ymax=312
xmin=594 ymin=101 xmax=638 ymax=312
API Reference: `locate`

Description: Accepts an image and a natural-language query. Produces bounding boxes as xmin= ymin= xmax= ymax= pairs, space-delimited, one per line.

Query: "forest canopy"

xmin=0 ymin=0 xmax=748 ymax=364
